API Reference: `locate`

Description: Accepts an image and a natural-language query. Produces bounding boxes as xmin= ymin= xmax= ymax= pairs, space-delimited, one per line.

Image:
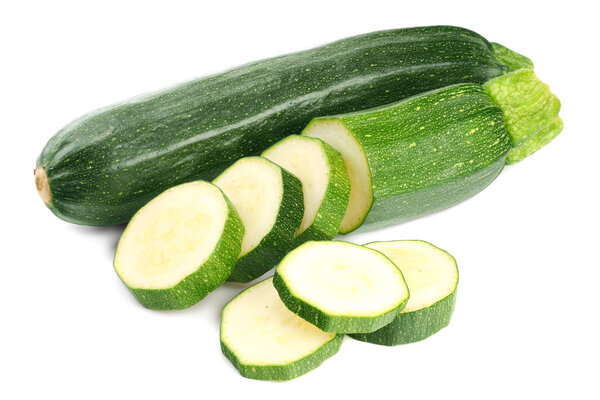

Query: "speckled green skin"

xmin=114 ymin=185 xmax=245 ymax=310
xmin=351 ymin=293 xmax=457 ymax=346
xmin=37 ymin=26 xmax=509 ymax=226
xmin=262 ymin=136 xmax=351 ymax=246
xmin=218 ymin=158 xmax=304 ymax=283
xmin=305 ymin=84 xmax=511 ymax=232
xmin=221 ymin=334 xmax=343 ymax=381
xmin=221 ymin=278 xmax=343 ymax=381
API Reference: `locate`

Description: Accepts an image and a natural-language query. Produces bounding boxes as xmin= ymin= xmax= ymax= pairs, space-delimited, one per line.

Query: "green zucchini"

xmin=350 ymin=241 xmax=458 ymax=346
xmin=213 ymin=157 xmax=304 ymax=283
xmin=221 ymin=277 xmax=343 ymax=381
xmin=113 ymin=181 xmax=244 ymax=310
xmin=273 ymin=241 xmax=409 ymax=333
xmin=35 ymin=25 xmax=522 ymax=226
xmin=302 ymin=69 xmax=561 ymax=233
xmin=262 ymin=135 xmax=351 ymax=245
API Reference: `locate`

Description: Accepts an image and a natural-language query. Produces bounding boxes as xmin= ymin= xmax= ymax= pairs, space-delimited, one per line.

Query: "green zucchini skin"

xmin=116 ymin=185 xmax=245 ymax=310
xmin=350 ymin=293 xmax=456 ymax=346
xmin=304 ymin=84 xmax=512 ymax=232
xmin=273 ymin=269 xmax=407 ymax=334
xmin=221 ymin=334 xmax=343 ymax=381
xmin=37 ymin=25 xmax=508 ymax=226
xmin=222 ymin=160 xmax=304 ymax=283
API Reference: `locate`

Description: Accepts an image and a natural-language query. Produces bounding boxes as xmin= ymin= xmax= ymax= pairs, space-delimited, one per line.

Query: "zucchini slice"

xmin=221 ymin=277 xmax=343 ymax=381
xmin=262 ymin=135 xmax=351 ymax=245
xmin=113 ymin=181 xmax=244 ymax=310
xmin=350 ymin=240 xmax=458 ymax=345
xmin=213 ymin=157 xmax=304 ymax=283
xmin=273 ymin=241 xmax=409 ymax=333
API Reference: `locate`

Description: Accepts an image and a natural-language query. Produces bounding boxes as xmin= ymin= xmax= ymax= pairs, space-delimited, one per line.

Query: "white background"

xmin=2 ymin=1 xmax=599 ymax=399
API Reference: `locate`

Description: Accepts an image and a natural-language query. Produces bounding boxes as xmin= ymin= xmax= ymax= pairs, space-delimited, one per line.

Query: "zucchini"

xmin=350 ymin=241 xmax=458 ymax=345
xmin=113 ymin=181 xmax=244 ymax=310
xmin=302 ymin=84 xmax=511 ymax=233
xmin=273 ymin=241 xmax=409 ymax=333
xmin=302 ymin=69 xmax=561 ymax=233
xmin=213 ymin=157 xmax=304 ymax=283
xmin=262 ymin=135 xmax=351 ymax=245
xmin=221 ymin=277 xmax=343 ymax=381
xmin=35 ymin=25 xmax=521 ymax=226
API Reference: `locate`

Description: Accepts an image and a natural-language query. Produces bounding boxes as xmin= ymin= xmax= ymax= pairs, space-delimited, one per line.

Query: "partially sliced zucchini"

xmin=213 ymin=157 xmax=304 ymax=283
xmin=221 ymin=277 xmax=343 ymax=381
xmin=273 ymin=241 xmax=409 ymax=333
xmin=262 ymin=135 xmax=351 ymax=245
xmin=350 ymin=240 xmax=458 ymax=345
xmin=113 ymin=181 xmax=244 ymax=310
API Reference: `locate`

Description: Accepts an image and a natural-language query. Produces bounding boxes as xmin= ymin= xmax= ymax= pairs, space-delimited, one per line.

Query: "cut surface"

xmin=277 ymin=241 xmax=407 ymax=316
xmin=221 ymin=277 xmax=338 ymax=366
xmin=213 ymin=157 xmax=283 ymax=256
xmin=114 ymin=181 xmax=228 ymax=289
xmin=302 ymin=120 xmax=372 ymax=233
xmin=366 ymin=241 xmax=458 ymax=313
xmin=262 ymin=136 xmax=329 ymax=235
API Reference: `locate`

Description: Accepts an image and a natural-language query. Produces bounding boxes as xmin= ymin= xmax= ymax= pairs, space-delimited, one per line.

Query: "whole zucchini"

xmin=35 ymin=26 xmax=520 ymax=225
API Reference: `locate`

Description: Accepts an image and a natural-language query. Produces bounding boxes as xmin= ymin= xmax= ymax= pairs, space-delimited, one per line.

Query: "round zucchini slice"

xmin=221 ymin=277 xmax=343 ymax=381
xmin=262 ymin=135 xmax=351 ymax=245
xmin=113 ymin=181 xmax=244 ymax=310
xmin=273 ymin=241 xmax=409 ymax=333
xmin=213 ymin=157 xmax=304 ymax=283
xmin=350 ymin=240 xmax=459 ymax=345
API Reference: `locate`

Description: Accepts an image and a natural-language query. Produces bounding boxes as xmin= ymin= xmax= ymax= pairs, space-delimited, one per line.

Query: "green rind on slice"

xmin=220 ymin=277 xmax=343 ymax=381
xmin=484 ymin=68 xmax=561 ymax=148
xmin=506 ymin=116 xmax=564 ymax=164
xmin=214 ymin=157 xmax=304 ymax=283
xmin=114 ymin=181 xmax=244 ymax=310
xmin=350 ymin=240 xmax=458 ymax=345
xmin=274 ymin=241 xmax=409 ymax=333
xmin=262 ymin=135 xmax=351 ymax=245
xmin=491 ymin=42 xmax=534 ymax=72
xmin=303 ymin=84 xmax=511 ymax=232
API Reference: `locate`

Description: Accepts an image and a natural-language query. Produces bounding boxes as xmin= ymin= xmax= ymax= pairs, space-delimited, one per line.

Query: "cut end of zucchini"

xmin=484 ymin=69 xmax=562 ymax=161
xmin=113 ymin=181 xmax=244 ymax=309
xmin=221 ymin=277 xmax=342 ymax=381
xmin=351 ymin=240 xmax=458 ymax=346
xmin=214 ymin=157 xmax=285 ymax=256
xmin=34 ymin=165 xmax=52 ymax=205
xmin=274 ymin=241 xmax=409 ymax=333
xmin=302 ymin=120 xmax=372 ymax=234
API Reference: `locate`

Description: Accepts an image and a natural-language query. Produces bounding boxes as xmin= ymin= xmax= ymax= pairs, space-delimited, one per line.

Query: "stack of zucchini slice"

xmin=221 ymin=240 xmax=459 ymax=380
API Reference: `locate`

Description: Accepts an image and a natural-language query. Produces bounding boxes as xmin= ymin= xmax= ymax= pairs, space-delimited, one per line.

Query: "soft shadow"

xmin=70 ymin=223 xmax=127 ymax=256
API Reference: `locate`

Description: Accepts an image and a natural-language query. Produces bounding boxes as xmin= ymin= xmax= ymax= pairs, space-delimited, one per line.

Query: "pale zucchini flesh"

xmin=221 ymin=277 xmax=343 ymax=381
xmin=301 ymin=121 xmax=371 ymax=234
xmin=113 ymin=181 xmax=244 ymax=310
xmin=262 ymin=135 xmax=351 ymax=244
xmin=213 ymin=157 xmax=304 ymax=283
xmin=274 ymin=241 xmax=409 ymax=333
xmin=350 ymin=240 xmax=458 ymax=345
